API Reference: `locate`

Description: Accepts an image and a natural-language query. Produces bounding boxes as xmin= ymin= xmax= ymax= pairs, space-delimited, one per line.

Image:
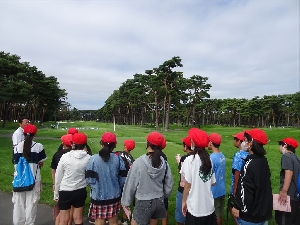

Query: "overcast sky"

xmin=1 ymin=0 xmax=299 ymax=110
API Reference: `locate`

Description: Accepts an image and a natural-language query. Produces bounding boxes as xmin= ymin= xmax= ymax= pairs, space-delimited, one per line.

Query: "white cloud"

xmin=0 ymin=0 xmax=299 ymax=109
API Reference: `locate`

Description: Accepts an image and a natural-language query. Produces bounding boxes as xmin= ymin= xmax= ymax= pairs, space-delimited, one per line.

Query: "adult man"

xmin=12 ymin=116 xmax=29 ymax=163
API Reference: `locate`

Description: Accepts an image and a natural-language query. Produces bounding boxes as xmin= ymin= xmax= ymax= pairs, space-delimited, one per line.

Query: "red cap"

xmin=278 ymin=137 xmax=298 ymax=149
xmin=188 ymin=128 xmax=209 ymax=148
xmin=23 ymin=124 xmax=37 ymax=134
xmin=61 ymin=134 xmax=73 ymax=146
xmin=232 ymin=132 xmax=244 ymax=141
xmin=209 ymin=133 xmax=222 ymax=145
xmin=147 ymin=132 xmax=165 ymax=147
xmin=182 ymin=136 xmax=191 ymax=147
xmin=72 ymin=132 xmax=87 ymax=145
xmin=68 ymin=127 xmax=78 ymax=135
xmin=161 ymin=138 xmax=167 ymax=150
xmin=101 ymin=132 xmax=117 ymax=144
xmin=245 ymin=128 xmax=268 ymax=145
xmin=124 ymin=139 xmax=135 ymax=151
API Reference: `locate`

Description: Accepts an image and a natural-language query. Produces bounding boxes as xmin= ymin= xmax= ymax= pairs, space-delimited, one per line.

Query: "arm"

xmin=51 ymin=169 xmax=56 ymax=192
xmin=279 ymin=170 xmax=293 ymax=204
xmin=233 ymin=170 xmax=240 ymax=196
xmin=54 ymin=157 xmax=64 ymax=200
xmin=182 ymin=181 xmax=191 ymax=217
xmin=85 ymin=157 xmax=98 ymax=185
xmin=164 ymin=161 xmax=174 ymax=198
xmin=121 ymin=162 xmax=139 ymax=207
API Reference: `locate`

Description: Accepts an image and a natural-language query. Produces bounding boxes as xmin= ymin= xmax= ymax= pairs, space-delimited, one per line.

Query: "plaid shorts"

xmin=88 ymin=201 xmax=120 ymax=219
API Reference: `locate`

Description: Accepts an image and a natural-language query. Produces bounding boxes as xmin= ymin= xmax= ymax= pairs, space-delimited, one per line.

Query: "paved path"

xmin=0 ymin=191 xmax=90 ymax=225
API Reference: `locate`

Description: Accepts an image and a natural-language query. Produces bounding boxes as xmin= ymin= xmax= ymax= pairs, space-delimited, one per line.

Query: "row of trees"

xmin=97 ymin=56 xmax=300 ymax=129
xmin=0 ymin=51 xmax=67 ymax=127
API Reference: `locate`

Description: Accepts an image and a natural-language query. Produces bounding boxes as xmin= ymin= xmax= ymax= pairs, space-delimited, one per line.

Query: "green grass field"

xmin=0 ymin=121 xmax=299 ymax=224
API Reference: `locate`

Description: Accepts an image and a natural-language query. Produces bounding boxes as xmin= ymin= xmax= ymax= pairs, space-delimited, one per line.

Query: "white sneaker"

xmin=122 ymin=221 xmax=128 ymax=225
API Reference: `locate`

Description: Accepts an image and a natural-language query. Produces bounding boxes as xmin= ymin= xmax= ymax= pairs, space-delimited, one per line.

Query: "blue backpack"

xmin=12 ymin=156 xmax=37 ymax=192
xmin=293 ymin=155 xmax=300 ymax=199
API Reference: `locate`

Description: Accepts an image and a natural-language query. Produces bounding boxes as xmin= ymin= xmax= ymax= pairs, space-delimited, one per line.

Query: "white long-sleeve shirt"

xmin=54 ymin=150 xmax=90 ymax=200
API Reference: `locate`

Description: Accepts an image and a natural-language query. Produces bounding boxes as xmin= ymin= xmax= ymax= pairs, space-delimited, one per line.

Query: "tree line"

xmin=97 ymin=56 xmax=300 ymax=129
xmin=0 ymin=51 xmax=67 ymax=127
xmin=1 ymin=52 xmax=299 ymax=129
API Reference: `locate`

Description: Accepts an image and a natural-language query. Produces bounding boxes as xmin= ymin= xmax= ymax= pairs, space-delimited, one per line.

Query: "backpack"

xmin=291 ymin=154 xmax=300 ymax=199
xmin=12 ymin=156 xmax=37 ymax=192
xmin=115 ymin=151 xmax=134 ymax=171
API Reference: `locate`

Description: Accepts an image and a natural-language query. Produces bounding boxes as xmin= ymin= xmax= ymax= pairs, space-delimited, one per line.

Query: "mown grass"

xmin=0 ymin=121 xmax=299 ymax=224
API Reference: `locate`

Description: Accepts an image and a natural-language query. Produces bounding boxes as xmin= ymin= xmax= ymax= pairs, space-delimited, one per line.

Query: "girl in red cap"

xmin=275 ymin=137 xmax=300 ymax=225
xmin=85 ymin=132 xmax=127 ymax=225
xmin=12 ymin=124 xmax=47 ymax=225
xmin=121 ymin=132 xmax=174 ymax=225
xmin=232 ymin=129 xmax=272 ymax=225
xmin=180 ymin=128 xmax=217 ymax=225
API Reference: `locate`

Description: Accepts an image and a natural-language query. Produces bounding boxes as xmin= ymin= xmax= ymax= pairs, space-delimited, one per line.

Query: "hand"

xmin=38 ymin=162 xmax=44 ymax=168
xmin=279 ymin=190 xmax=288 ymax=205
xmin=182 ymin=201 xmax=187 ymax=217
xmin=232 ymin=207 xmax=240 ymax=218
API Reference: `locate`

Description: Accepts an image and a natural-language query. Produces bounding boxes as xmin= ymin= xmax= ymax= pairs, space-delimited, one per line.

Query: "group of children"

xmin=10 ymin=116 xmax=300 ymax=225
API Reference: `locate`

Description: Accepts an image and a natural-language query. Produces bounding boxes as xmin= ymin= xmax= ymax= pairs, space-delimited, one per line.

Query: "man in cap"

xmin=208 ymin=133 xmax=226 ymax=225
xmin=275 ymin=137 xmax=300 ymax=225
xmin=12 ymin=116 xmax=29 ymax=163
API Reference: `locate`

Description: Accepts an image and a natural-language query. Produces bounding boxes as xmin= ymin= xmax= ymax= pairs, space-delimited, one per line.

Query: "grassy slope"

xmin=0 ymin=121 xmax=298 ymax=224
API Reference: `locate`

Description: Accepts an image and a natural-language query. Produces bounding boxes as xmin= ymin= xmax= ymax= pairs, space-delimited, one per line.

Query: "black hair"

xmin=279 ymin=142 xmax=296 ymax=153
xmin=211 ymin=142 xmax=220 ymax=148
xmin=99 ymin=141 xmax=116 ymax=162
xmin=23 ymin=134 xmax=34 ymax=161
xmin=73 ymin=144 xmax=86 ymax=150
xmin=245 ymin=133 xmax=266 ymax=155
xmin=146 ymin=141 xmax=162 ymax=168
xmin=233 ymin=137 xmax=241 ymax=142
xmin=193 ymin=146 xmax=212 ymax=176
xmin=18 ymin=116 xmax=29 ymax=124
xmin=183 ymin=142 xmax=192 ymax=151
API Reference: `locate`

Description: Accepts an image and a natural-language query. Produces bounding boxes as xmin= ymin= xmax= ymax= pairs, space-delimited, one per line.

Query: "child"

xmin=208 ymin=133 xmax=226 ymax=225
xmin=229 ymin=132 xmax=249 ymax=224
xmin=116 ymin=139 xmax=136 ymax=225
xmin=175 ymin=136 xmax=193 ymax=225
xmin=275 ymin=137 xmax=300 ymax=225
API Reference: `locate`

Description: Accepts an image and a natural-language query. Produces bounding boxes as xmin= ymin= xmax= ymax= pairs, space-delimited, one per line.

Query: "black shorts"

xmin=275 ymin=200 xmax=300 ymax=225
xmin=185 ymin=211 xmax=217 ymax=225
xmin=59 ymin=187 xmax=87 ymax=210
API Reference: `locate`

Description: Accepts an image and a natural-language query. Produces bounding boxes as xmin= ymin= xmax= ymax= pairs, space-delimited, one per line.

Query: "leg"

xmin=217 ymin=216 xmax=222 ymax=225
xmin=59 ymin=209 xmax=71 ymax=225
xmin=72 ymin=206 xmax=84 ymax=225
xmin=95 ymin=218 xmax=107 ymax=225
xmin=68 ymin=206 xmax=74 ymax=225
xmin=55 ymin=213 xmax=60 ymax=225
xmin=150 ymin=218 xmax=158 ymax=225
xmin=25 ymin=183 xmax=40 ymax=225
xmin=108 ymin=215 xmax=118 ymax=225
xmin=12 ymin=192 xmax=26 ymax=225
xmin=131 ymin=218 xmax=138 ymax=225
xmin=161 ymin=211 xmax=168 ymax=225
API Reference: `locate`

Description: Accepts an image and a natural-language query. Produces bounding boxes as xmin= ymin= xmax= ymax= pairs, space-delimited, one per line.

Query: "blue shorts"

xmin=236 ymin=218 xmax=268 ymax=225
xmin=175 ymin=191 xmax=186 ymax=223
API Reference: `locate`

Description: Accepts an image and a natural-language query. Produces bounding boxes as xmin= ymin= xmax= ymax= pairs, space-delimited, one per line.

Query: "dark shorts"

xmin=59 ymin=187 xmax=87 ymax=210
xmin=133 ymin=197 xmax=166 ymax=225
xmin=275 ymin=200 xmax=300 ymax=225
xmin=185 ymin=211 xmax=217 ymax=225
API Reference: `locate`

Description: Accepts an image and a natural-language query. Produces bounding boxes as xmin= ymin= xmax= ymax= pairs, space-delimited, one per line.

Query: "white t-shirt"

xmin=12 ymin=127 xmax=24 ymax=147
xmin=180 ymin=154 xmax=216 ymax=217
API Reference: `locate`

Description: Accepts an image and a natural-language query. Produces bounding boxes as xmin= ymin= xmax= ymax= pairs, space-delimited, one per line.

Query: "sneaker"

xmin=122 ymin=221 xmax=128 ymax=225
xmin=89 ymin=219 xmax=95 ymax=224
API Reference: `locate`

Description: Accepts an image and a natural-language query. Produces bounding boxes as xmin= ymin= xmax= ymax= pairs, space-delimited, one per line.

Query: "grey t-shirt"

xmin=280 ymin=152 xmax=300 ymax=201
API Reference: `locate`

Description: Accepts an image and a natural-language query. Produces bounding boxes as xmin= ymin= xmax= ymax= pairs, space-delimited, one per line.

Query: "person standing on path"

xmin=12 ymin=116 xmax=29 ymax=163
xmin=12 ymin=124 xmax=47 ymax=225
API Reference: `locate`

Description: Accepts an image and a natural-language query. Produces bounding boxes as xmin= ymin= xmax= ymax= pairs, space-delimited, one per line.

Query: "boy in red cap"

xmin=228 ymin=131 xmax=249 ymax=224
xmin=275 ymin=137 xmax=300 ymax=225
xmin=115 ymin=139 xmax=136 ymax=225
xmin=232 ymin=128 xmax=272 ymax=225
xmin=208 ymin=133 xmax=226 ymax=225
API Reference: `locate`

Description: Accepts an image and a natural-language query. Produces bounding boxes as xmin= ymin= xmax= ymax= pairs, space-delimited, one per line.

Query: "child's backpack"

xmin=115 ymin=151 xmax=134 ymax=171
xmin=293 ymin=155 xmax=300 ymax=199
xmin=12 ymin=156 xmax=37 ymax=192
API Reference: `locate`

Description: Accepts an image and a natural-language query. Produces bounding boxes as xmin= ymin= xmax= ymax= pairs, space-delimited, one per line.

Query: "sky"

xmin=1 ymin=0 xmax=299 ymax=110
